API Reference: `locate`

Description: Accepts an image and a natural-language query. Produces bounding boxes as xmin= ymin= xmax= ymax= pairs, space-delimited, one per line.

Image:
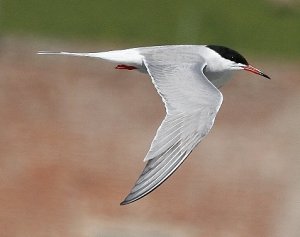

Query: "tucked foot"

xmin=115 ymin=64 xmax=137 ymax=70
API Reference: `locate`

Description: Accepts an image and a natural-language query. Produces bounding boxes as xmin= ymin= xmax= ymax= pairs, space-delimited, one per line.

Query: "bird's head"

xmin=205 ymin=45 xmax=270 ymax=79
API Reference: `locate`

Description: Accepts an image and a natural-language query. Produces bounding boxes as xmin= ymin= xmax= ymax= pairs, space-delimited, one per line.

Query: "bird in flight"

xmin=39 ymin=45 xmax=270 ymax=205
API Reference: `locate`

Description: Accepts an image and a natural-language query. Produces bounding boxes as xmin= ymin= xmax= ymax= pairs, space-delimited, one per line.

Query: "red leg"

xmin=115 ymin=64 xmax=137 ymax=70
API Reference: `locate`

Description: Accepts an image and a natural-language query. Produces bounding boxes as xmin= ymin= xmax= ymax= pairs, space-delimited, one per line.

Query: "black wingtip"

xmin=120 ymin=192 xmax=143 ymax=205
xmin=120 ymin=196 xmax=134 ymax=206
xmin=120 ymin=200 xmax=127 ymax=206
xmin=120 ymin=198 xmax=128 ymax=205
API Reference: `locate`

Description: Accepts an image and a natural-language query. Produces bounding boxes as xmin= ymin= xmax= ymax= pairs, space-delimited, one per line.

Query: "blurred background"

xmin=0 ymin=0 xmax=299 ymax=236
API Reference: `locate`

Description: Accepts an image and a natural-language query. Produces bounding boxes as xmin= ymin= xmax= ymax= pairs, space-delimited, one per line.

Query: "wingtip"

xmin=120 ymin=200 xmax=127 ymax=206
xmin=120 ymin=194 xmax=136 ymax=205
xmin=120 ymin=190 xmax=148 ymax=205
xmin=120 ymin=198 xmax=131 ymax=206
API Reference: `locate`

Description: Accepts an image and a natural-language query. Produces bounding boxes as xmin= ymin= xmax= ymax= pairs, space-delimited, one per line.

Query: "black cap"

xmin=206 ymin=45 xmax=248 ymax=65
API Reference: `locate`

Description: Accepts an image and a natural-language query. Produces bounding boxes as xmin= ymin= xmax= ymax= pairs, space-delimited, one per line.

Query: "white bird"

xmin=38 ymin=45 xmax=270 ymax=205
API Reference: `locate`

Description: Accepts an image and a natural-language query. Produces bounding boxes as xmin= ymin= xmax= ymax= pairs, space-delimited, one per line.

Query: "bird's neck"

xmin=204 ymin=70 xmax=233 ymax=89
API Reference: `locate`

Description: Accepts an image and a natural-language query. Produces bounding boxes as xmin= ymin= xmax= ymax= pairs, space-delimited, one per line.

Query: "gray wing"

xmin=121 ymin=48 xmax=223 ymax=205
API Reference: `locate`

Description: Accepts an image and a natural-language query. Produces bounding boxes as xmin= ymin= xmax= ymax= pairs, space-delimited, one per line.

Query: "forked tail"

xmin=37 ymin=48 xmax=144 ymax=69
xmin=38 ymin=51 xmax=92 ymax=57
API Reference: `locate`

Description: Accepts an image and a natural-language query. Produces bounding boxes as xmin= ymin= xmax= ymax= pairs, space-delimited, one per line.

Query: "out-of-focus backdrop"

xmin=0 ymin=1 xmax=299 ymax=237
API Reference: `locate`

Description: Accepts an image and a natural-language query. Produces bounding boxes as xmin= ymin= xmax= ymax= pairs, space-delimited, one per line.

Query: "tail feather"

xmin=37 ymin=51 xmax=100 ymax=57
xmin=37 ymin=48 xmax=144 ymax=67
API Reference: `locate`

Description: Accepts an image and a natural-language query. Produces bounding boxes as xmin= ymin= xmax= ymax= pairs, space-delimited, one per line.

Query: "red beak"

xmin=243 ymin=65 xmax=270 ymax=79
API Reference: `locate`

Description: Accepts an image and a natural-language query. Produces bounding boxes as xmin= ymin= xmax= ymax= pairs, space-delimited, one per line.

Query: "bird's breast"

xmin=204 ymin=70 xmax=233 ymax=89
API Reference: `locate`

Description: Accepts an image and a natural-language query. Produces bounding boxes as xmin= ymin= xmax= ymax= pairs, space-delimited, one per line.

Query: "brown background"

xmin=0 ymin=38 xmax=299 ymax=237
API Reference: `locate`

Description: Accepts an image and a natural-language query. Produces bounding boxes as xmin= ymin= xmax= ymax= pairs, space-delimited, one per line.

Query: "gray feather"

xmin=121 ymin=47 xmax=223 ymax=205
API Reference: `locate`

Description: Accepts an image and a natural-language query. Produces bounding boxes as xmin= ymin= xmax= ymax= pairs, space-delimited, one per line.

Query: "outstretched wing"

xmin=121 ymin=48 xmax=223 ymax=205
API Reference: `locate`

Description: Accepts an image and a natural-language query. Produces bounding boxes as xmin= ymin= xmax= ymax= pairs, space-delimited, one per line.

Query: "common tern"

xmin=38 ymin=45 xmax=270 ymax=205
